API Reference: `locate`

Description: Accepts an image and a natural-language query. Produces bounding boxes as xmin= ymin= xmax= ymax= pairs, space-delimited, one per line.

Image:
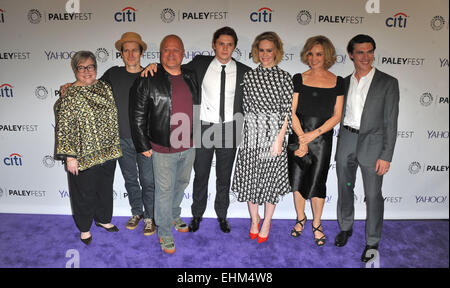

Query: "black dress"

xmin=288 ymin=73 xmax=344 ymax=199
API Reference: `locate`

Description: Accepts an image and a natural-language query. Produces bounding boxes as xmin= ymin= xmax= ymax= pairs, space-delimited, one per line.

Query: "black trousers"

xmin=68 ymin=160 xmax=117 ymax=232
xmin=191 ymin=122 xmax=237 ymax=219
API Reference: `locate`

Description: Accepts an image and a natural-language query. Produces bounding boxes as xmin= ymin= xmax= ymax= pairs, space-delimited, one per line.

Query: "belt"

xmin=343 ymin=125 xmax=359 ymax=134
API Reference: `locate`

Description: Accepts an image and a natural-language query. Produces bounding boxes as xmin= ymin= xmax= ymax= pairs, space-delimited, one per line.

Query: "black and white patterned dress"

xmin=232 ymin=65 xmax=293 ymax=205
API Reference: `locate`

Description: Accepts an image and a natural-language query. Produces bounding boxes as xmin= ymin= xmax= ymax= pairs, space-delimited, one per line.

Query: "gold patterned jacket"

xmin=55 ymin=80 xmax=122 ymax=171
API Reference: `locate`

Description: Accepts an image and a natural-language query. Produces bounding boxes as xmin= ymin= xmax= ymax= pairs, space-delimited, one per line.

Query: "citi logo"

xmin=250 ymin=7 xmax=272 ymax=23
xmin=0 ymin=83 xmax=13 ymax=98
xmin=114 ymin=6 xmax=136 ymax=22
xmin=386 ymin=12 xmax=408 ymax=28
xmin=0 ymin=9 xmax=5 ymax=23
xmin=3 ymin=153 xmax=23 ymax=166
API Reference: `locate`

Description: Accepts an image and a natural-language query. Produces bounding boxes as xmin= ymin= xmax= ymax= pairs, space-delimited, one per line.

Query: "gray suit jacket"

xmin=337 ymin=68 xmax=400 ymax=165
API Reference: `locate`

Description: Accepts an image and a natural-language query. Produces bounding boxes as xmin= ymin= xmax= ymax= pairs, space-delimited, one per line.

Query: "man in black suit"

xmin=186 ymin=27 xmax=251 ymax=233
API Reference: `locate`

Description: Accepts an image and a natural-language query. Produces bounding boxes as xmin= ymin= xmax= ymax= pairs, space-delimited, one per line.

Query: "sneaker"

xmin=143 ymin=218 xmax=156 ymax=236
xmin=159 ymin=237 xmax=176 ymax=254
xmin=126 ymin=215 xmax=143 ymax=230
xmin=173 ymin=218 xmax=188 ymax=233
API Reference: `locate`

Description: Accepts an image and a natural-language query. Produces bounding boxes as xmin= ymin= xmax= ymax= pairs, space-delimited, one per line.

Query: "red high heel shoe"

xmin=257 ymin=223 xmax=271 ymax=243
xmin=249 ymin=216 xmax=261 ymax=240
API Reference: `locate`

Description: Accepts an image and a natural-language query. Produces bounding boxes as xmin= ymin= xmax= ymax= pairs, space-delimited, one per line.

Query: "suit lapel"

xmin=360 ymin=69 xmax=381 ymax=129
xmin=341 ymin=75 xmax=351 ymax=121
xmin=198 ymin=57 xmax=214 ymax=88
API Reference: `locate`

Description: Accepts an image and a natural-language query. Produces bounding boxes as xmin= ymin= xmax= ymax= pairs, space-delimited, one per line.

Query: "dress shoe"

xmin=334 ymin=230 xmax=353 ymax=247
xmin=218 ymin=218 xmax=231 ymax=233
xmin=361 ymin=244 xmax=379 ymax=263
xmin=188 ymin=217 xmax=202 ymax=232
xmin=257 ymin=223 xmax=271 ymax=243
xmin=95 ymin=222 xmax=119 ymax=232
xmin=80 ymin=235 xmax=92 ymax=245
xmin=249 ymin=215 xmax=261 ymax=240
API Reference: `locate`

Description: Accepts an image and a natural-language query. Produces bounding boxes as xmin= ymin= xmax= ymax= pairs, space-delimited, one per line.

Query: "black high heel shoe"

xmin=291 ymin=215 xmax=307 ymax=237
xmin=312 ymin=223 xmax=327 ymax=246
xmin=80 ymin=235 xmax=92 ymax=245
xmin=95 ymin=222 xmax=119 ymax=232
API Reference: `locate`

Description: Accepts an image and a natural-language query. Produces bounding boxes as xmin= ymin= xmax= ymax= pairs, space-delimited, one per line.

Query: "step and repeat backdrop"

xmin=0 ymin=0 xmax=448 ymax=219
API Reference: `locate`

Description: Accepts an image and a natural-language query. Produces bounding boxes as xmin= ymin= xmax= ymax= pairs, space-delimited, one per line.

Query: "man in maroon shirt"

xmin=130 ymin=35 xmax=199 ymax=254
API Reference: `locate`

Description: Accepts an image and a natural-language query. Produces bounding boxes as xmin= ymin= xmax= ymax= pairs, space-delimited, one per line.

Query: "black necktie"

xmin=220 ymin=65 xmax=226 ymax=122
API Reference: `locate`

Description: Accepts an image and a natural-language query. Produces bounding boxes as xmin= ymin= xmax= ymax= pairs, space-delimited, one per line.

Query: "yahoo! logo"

xmin=0 ymin=83 xmax=13 ymax=98
xmin=3 ymin=153 xmax=23 ymax=166
xmin=386 ymin=12 xmax=408 ymax=28
xmin=114 ymin=6 xmax=136 ymax=22
xmin=250 ymin=7 xmax=272 ymax=23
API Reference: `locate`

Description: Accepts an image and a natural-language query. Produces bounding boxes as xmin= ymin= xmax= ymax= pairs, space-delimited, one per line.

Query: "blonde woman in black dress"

xmin=288 ymin=36 xmax=344 ymax=246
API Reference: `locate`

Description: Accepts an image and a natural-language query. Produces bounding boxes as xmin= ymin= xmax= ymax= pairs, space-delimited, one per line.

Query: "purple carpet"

xmin=0 ymin=213 xmax=448 ymax=268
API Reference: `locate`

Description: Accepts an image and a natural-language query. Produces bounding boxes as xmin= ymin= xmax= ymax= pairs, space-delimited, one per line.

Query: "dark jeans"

xmin=118 ymin=138 xmax=155 ymax=219
xmin=68 ymin=160 xmax=116 ymax=233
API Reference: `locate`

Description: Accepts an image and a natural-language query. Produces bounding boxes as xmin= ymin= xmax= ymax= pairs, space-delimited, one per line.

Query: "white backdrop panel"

xmin=0 ymin=0 xmax=448 ymax=219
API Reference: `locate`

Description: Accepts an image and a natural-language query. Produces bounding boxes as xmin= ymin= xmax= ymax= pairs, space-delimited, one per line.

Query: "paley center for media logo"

xmin=408 ymin=161 xmax=449 ymax=174
xmin=377 ymin=55 xmax=425 ymax=66
xmin=35 ymin=85 xmax=62 ymax=100
xmin=419 ymin=92 xmax=448 ymax=107
xmin=0 ymin=124 xmax=38 ymax=133
xmin=430 ymin=15 xmax=447 ymax=31
xmin=27 ymin=8 xmax=93 ymax=24
xmin=2 ymin=187 xmax=46 ymax=198
xmin=0 ymin=51 xmax=31 ymax=60
xmin=296 ymin=10 xmax=364 ymax=25
xmin=160 ymin=8 xmax=228 ymax=23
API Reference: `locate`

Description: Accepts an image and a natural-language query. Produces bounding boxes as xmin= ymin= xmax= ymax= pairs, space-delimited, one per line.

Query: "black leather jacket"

xmin=129 ymin=64 xmax=199 ymax=153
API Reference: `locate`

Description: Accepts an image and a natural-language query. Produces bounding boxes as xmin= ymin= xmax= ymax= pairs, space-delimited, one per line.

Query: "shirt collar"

xmin=351 ymin=67 xmax=376 ymax=81
xmin=212 ymin=57 xmax=233 ymax=69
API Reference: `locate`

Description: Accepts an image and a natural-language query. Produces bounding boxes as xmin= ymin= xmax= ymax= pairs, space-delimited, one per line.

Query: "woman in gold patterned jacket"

xmin=55 ymin=51 xmax=122 ymax=245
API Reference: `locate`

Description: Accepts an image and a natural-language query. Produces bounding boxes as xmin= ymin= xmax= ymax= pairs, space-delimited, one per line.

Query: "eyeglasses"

xmin=76 ymin=64 xmax=96 ymax=72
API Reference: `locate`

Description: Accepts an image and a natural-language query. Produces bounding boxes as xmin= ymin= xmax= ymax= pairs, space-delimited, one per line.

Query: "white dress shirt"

xmin=343 ymin=67 xmax=376 ymax=129
xmin=200 ymin=57 xmax=237 ymax=123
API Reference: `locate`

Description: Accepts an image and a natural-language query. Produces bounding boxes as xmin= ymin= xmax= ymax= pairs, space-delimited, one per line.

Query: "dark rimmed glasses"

xmin=76 ymin=64 xmax=96 ymax=72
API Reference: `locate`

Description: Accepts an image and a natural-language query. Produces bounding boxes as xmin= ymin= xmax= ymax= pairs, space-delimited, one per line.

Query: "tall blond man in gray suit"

xmin=334 ymin=34 xmax=400 ymax=263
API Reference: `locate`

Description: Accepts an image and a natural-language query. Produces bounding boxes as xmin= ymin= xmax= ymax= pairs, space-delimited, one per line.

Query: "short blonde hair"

xmin=300 ymin=35 xmax=337 ymax=69
xmin=251 ymin=31 xmax=284 ymax=65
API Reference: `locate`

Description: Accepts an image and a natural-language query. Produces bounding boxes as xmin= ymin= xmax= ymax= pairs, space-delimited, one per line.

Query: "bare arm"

xmin=299 ymin=95 xmax=344 ymax=144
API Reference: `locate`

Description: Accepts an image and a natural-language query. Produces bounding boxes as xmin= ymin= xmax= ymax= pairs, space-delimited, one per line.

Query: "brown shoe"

xmin=126 ymin=215 xmax=143 ymax=230
xmin=143 ymin=218 xmax=156 ymax=236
